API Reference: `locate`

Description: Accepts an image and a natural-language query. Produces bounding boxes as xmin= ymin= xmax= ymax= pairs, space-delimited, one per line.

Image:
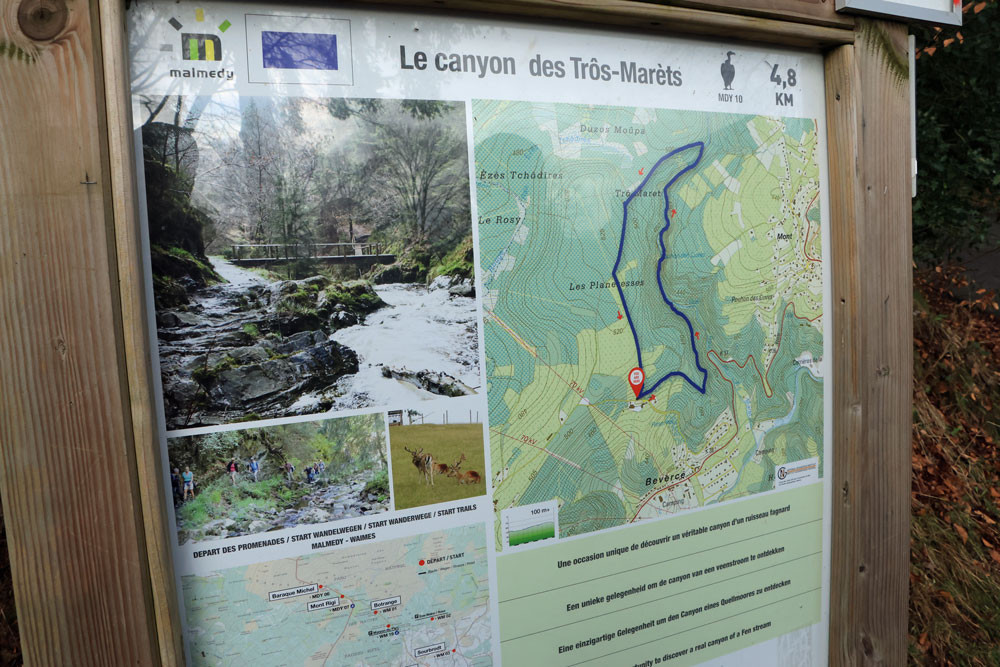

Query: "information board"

xmin=128 ymin=3 xmax=832 ymax=664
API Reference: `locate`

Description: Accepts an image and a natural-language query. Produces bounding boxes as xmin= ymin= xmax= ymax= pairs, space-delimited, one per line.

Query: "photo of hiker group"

xmin=139 ymin=93 xmax=479 ymax=430
xmin=167 ymin=412 xmax=389 ymax=545
xmin=389 ymin=403 xmax=487 ymax=511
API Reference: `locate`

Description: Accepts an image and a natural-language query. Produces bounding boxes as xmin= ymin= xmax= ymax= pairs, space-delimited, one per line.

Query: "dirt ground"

xmin=0 ymin=508 xmax=20 ymax=665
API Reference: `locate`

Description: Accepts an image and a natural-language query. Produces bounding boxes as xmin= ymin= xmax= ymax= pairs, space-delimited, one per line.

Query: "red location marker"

xmin=340 ymin=594 xmax=345 ymax=598
xmin=628 ymin=367 xmax=644 ymax=398
xmin=639 ymin=167 xmax=645 ymax=175
xmin=650 ymin=394 xmax=656 ymax=401
xmin=419 ymin=559 xmax=425 ymax=566
xmin=694 ymin=331 xmax=700 ymax=339
xmin=318 ymin=585 xmax=323 ymax=589
xmin=617 ymin=310 xmax=623 ymax=320
xmin=670 ymin=208 xmax=677 ymax=217
xmin=373 ymin=610 xmax=378 ymax=615
xmin=431 ymin=617 xmax=435 ymax=621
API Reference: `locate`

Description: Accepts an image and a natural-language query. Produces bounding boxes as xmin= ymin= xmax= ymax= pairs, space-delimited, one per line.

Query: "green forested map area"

xmin=474 ymin=100 xmax=824 ymax=548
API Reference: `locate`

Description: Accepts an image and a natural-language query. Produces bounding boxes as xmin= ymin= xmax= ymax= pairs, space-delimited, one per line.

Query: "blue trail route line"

xmin=612 ymin=142 xmax=708 ymax=398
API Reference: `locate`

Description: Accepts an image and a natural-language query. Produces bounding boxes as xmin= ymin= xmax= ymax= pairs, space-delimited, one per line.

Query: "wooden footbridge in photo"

xmin=229 ymin=242 xmax=395 ymax=267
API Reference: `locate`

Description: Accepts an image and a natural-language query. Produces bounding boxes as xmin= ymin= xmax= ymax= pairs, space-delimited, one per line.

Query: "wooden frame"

xmin=0 ymin=0 xmax=911 ymax=664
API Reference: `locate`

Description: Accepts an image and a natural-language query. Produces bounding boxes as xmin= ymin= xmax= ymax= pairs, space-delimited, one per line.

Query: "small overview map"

xmin=181 ymin=526 xmax=493 ymax=665
xmin=475 ymin=100 xmax=824 ymax=548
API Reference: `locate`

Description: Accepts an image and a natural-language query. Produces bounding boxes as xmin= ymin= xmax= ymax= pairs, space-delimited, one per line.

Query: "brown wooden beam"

xmin=647 ymin=0 xmax=856 ymax=30
xmin=359 ymin=0 xmax=855 ymax=47
xmin=0 ymin=0 xmax=161 ymax=663
xmin=826 ymin=19 xmax=912 ymax=667
xmin=95 ymin=0 xmax=185 ymax=662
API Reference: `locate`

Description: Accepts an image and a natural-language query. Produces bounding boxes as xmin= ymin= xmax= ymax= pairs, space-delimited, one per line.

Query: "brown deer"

xmin=447 ymin=454 xmax=481 ymax=485
xmin=404 ymin=446 xmax=434 ymax=485
xmin=432 ymin=460 xmax=451 ymax=477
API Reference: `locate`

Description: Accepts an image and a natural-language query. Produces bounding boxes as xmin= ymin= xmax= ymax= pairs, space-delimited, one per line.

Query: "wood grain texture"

xmin=358 ymin=0 xmax=855 ymax=47
xmin=826 ymin=20 xmax=912 ymax=667
xmin=0 ymin=0 xmax=160 ymax=663
xmin=95 ymin=0 xmax=184 ymax=663
xmin=649 ymin=0 xmax=855 ymax=29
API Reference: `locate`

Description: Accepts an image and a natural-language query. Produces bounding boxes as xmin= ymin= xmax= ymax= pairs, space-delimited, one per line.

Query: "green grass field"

xmin=389 ymin=423 xmax=486 ymax=510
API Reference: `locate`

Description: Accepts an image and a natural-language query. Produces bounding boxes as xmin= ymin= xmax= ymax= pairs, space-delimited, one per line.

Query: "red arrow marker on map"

xmin=639 ymin=168 xmax=644 ymax=175
xmin=628 ymin=367 xmax=644 ymax=398
xmin=617 ymin=310 xmax=623 ymax=320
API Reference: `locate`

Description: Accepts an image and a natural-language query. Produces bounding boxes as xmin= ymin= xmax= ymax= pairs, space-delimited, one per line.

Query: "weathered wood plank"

xmin=359 ymin=0 xmax=855 ymax=47
xmin=648 ymin=0 xmax=855 ymax=29
xmin=826 ymin=19 xmax=911 ymax=666
xmin=0 ymin=0 xmax=160 ymax=663
xmin=94 ymin=0 xmax=184 ymax=662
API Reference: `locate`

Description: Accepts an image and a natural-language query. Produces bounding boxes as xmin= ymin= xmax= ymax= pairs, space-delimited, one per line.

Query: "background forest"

xmin=142 ymin=95 xmax=473 ymax=297
xmin=908 ymin=3 xmax=1000 ymax=664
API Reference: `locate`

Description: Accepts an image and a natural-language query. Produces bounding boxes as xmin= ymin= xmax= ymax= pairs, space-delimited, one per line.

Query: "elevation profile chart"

xmin=502 ymin=502 xmax=558 ymax=549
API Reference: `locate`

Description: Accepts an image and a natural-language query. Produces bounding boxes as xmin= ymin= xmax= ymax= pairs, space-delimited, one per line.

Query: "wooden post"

xmin=0 ymin=0 xmax=163 ymax=662
xmin=826 ymin=19 xmax=912 ymax=666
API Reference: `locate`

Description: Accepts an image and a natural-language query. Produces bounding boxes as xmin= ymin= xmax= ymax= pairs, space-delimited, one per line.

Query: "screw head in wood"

xmin=17 ymin=0 xmax=68 ymax=42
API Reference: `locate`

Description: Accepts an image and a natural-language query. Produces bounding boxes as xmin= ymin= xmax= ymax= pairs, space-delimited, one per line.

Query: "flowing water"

xmin=326 ymin=281 xmax=480 ymax=409
xmin=159 ymin=259 xmax=479 ymax=423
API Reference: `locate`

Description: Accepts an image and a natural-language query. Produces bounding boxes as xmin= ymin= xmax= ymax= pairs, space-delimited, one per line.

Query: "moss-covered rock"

xmin=150 ymin=245 xmax=221 ymax=309
xmin=428 ymin=235 xmax=475 ymax=281
xmin=371 ymin=246 xmax=432 ymax=284
xmin=322 ymin=280 xmax=386 ymax=316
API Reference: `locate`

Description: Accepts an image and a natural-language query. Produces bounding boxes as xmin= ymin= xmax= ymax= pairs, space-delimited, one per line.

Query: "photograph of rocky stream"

xmin=141 ymin=95 xmax=479 ymax=430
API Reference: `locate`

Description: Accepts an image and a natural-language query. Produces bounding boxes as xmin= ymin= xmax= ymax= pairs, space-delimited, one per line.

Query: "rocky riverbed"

xmin=177 ymin=470 xmax=389 ymax=545
xmin=156 ymin=258 xmax=478 ymax=429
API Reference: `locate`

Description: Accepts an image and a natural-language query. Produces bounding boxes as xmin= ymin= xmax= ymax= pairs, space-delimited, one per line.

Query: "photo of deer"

xmin=389 ymin=405 xmax=486 ymax=510
xmin=445 ymin=453 xmax=482 ymax=485
xmin=404 ymin=446 xmax=435 ymax=486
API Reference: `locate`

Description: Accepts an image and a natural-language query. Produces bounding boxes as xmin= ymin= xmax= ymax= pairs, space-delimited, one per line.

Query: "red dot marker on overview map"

xmin=628 ymin=367 xmax=644 ymax=398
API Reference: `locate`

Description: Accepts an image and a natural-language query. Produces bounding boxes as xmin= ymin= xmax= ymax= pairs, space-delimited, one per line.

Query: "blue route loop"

xmin=612 ymin=142 xmax=709 ymax=398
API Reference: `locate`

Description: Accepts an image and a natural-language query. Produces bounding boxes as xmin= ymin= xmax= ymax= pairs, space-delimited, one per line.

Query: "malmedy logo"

xmin=165 ymin=8 xmax=234 ymax=80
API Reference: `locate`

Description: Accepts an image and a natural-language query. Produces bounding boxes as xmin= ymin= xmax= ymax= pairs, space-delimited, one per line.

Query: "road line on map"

xmin=802 ymin=192 xmax=822 ymax=263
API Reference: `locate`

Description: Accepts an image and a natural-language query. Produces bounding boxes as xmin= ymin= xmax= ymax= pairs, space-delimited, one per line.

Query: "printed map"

xmin=182 ymin=526 xmax=493 ymax=665
xmin=474 ymin=100 xmax=824 ymax=548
